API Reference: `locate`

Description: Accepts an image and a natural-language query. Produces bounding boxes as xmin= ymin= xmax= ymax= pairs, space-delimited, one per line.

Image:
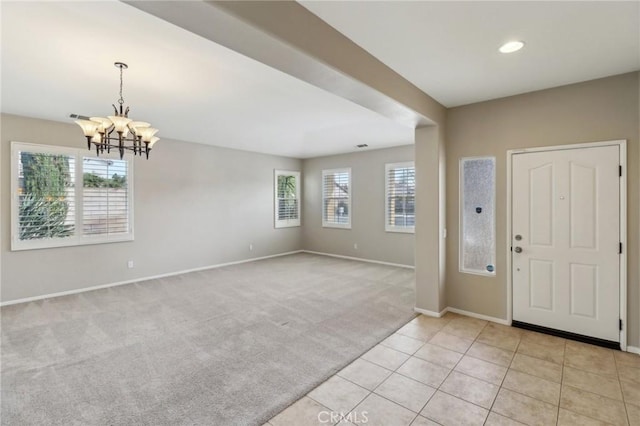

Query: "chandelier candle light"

xmin=74 ymin=62 xmax=159 ymax=159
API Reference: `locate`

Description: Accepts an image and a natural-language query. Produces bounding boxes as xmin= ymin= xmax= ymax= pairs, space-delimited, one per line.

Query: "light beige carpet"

xmin=1 ymin=253 xmax=416 ymax=425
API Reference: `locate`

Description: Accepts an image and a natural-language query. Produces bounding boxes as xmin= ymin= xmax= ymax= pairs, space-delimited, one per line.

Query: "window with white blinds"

xmin=385 ymin=162 xmax=415 ymax=233
xmin=11 ymin=142 xmax=133 ymax=251
xmin=83 ymin=157 xmax=130 ymax=236
xmin=322 ymin=168 xmax=351 ymax=229
xmin=274 ymin=170 xmax=301 ymax=228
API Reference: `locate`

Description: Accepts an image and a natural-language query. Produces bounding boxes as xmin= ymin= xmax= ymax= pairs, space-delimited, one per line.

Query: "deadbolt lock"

xmin=515 ymin=234 xmax=522 ymax=241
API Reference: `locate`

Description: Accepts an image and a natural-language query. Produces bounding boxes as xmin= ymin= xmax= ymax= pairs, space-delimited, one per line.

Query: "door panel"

xmin=570 ymin=162 xmax=597 ymax=249
xmin=569 ymin=263 xmax=597 ymax=318
xmin=512 ymin=145 xmax=619 ymax=342
xmin=529 ymin=259 xmax=554 ymax=310
xmin=529 ymin=163 xmax=554 ymax=246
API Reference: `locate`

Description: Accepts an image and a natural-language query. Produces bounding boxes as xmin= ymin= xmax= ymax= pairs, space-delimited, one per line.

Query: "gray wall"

xmin=302 ymin=145 xmax=415 ymax=266
xmin=1 ymin=113 xmax=302 ymax=302
xmin=415 ymin=126 xmax=447 ymax=314
xmin=445 ymin=72 xmax=639 ymax=347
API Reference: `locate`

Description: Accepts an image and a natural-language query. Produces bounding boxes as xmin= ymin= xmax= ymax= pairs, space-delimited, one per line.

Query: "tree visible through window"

xmin=18 ymin=152 xmax=75 ymax=240
xmin=82 ymin=157 xmax=129 ymax=236
xmin=274 ymin=170 xmax=300 ymax=228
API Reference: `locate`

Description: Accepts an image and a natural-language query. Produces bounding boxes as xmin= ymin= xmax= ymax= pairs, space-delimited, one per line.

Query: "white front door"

xmin=512 ymin=145 xmax=620 ymax=342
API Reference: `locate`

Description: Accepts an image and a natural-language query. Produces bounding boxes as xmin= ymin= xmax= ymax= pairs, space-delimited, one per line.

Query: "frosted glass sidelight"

xmin=460 ymin=157 xmax=496 ymax=275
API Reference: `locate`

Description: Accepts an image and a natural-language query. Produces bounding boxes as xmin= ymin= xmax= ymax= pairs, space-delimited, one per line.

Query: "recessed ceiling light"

xmin=499 ymin=41 xmax=525 ymax=54
xmin=356 ymin=144 xmax=368 ymax=148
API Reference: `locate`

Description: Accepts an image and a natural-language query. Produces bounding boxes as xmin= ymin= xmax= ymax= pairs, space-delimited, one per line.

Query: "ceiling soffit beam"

xmin=123 ymin=0 xmax=445 ymax=128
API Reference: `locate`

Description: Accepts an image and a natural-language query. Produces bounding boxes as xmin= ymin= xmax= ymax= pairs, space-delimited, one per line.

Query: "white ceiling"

xmin=0 ymin=1 xmax=413 ymax=159
xmin=300 ymin=1 xmax=640 ymax=107
xmin=3 ymin=2 xmax=638 ymax=159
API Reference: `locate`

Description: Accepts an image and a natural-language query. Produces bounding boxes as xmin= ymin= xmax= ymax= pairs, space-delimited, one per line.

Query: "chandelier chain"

xmin=118 ymin=65 xmax=124 ymax=106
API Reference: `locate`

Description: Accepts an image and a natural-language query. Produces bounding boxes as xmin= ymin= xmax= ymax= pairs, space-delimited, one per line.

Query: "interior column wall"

xmin=414 ymin=125 xmax=447 ymax=314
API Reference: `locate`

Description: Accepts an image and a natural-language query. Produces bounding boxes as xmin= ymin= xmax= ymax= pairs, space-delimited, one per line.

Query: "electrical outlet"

xmin=127 ymin=260 xmax=134 ymax=268
xmin=249 ymin=244 xmax=253 ymax=251
xmin=354 ymin=243 xmax=358 ymax=250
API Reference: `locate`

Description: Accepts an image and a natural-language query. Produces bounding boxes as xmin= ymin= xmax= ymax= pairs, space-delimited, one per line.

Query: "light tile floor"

xmin=266 ymin=313 xmax=640 ymax=426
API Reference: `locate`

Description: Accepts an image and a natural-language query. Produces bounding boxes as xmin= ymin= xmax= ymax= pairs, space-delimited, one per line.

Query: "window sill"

xmin=275 ymin=221 xmax=301 ymax=229
xmin=385 ymin=227 xmax=415 ymax=234
xmin=459 ymin=269 xmax=496 ymax=277
xmin=322 ymin=223 xmax=351 ymax=229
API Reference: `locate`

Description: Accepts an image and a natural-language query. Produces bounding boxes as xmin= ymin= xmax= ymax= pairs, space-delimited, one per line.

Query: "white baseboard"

xmin=414 ymin=306 xmax=510 ymax=326
xmin=445 ymin=307 xmax=511 ymax=326
xmin=414 ymin=307 xmax=447 ymax=318
xmin=0 ymin=250 xmax=304 ymax=307
xmin=302 ymin=250 xmax=414 ymax=269
xmin=627 ymin=346 xmax=640 ymax=355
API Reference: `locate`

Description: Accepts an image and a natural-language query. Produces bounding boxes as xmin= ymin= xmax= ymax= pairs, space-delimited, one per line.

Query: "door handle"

xmin=514 ymin=247 xmax=523 ymax=253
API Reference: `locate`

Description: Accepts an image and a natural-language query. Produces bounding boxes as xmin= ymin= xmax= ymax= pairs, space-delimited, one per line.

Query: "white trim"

xmin=506 ymin=140 xmax=627 ymax=350
xmin=458 ymin=156 xmax=496 ymax=276
xmin=385 ymin=161 xmax=415 ymax=234
xmin=506 ymin=150 xmax=514 ymax=327
xmin=274 ymin=169 xmax=301 ymax=228
xmin=322 ymin=167 xmax=352 ymax=229
xmin=627 ymin=346 xmax=640 ymax=355
xmin=619 ymin=142 xmax=627 ymax=351
xmin=0 ymin=250 xmax=303 ymax=307
xmin=302 ymin=250 xmax=414 ymax=269
xmin=413 ymin=306 xmax=510 ymax=326
xmin=445 ymin=307 xmax=511 ymax=326
xmin=508 ymin=140 xmax=628 ymax=154
xmin=414 ymin=307 xmax=447 ymax=318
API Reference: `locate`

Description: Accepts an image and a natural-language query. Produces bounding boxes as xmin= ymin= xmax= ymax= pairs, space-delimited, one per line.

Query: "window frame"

xmin=459 ymin=156 xmax=496 ymax=276
xmin=322 ymin=167 xmax=352 ymax=229
xmin=274 ymin=169 xmax=301 ymax=228
xmin=385 ymin=161 xmax=415 ymax=234
xmin=11 ymin=141 xmax=134 ymax=251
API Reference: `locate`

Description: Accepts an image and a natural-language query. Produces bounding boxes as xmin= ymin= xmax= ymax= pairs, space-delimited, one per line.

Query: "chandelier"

xmin=73 ymin=62 xmax=159 ymax=160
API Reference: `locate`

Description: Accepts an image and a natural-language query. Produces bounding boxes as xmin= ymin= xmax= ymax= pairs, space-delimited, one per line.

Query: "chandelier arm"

xmin=119 ymin=135 xmax=125 ymax=159
xmin=106 ymin=128 xmax=112 ymax=153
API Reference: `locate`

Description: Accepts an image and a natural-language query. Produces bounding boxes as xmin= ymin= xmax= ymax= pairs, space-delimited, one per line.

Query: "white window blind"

xmin=322 ymin=168 xmax=351 ymax=229
xmin=385 ymin=162 xmax=415 ymax=233
xmin=83 ymin=157 xmax=129 ymax=236
xmin=11 ymin=142 xmax=134 ymax=251
xmin=274 ymin=170 xmax=301 ymax=228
